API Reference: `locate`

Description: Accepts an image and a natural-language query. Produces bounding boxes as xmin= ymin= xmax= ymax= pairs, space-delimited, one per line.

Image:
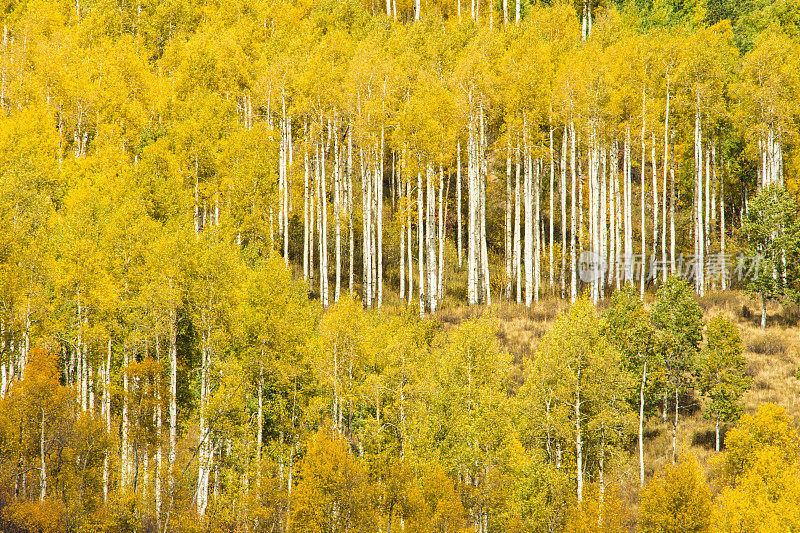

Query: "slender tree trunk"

xmin=569 ymin=118 xmax=577 ymax=302
xmin=427 ymin=163 xmax=437 ymax=313
xmin=121 ymin=344 xmax=129 ymax=490
xmin=378 ymin=129 xmax=384 ymax=308
xmin=457 ymin=141 xmax=463 ymax=268
xmin=549 ymin=119 xmax=555 ymax=292
xmin=670 ymin=131 xmax=676 ymax=275
xmin=639 ymin=360 xmax=647 ymax=487
xmin=575 ymin=385 xmax=583 ymax=502
xmin=169 ymin=301 xmax=177 ymax=500
xmin=480 ymin=110 xmax=491 ymax=305
xmin=514 ymin=142 xmax=522 ymax=303
xmin=407 ymin=170 xmax=414 ymax=303
xmin=561 ymin=127 xmax=567 ymax=298
xmin=534 ymin=158 xmax=541 ymax=303
xmin=152 ymin=333 xmax=163 ymax=525
xmin=438 ymin=165 xmax=446 ymax=301
xmin=506 ymin=138 xmax=513 ymax=300
xmin=695 ymin=105 xmax=705 ymax=296
xmin=721 ymin=155 xmax=726 ymax=290
xmin=662 ymin=78 xmax=670 ymax=282
xmin=672 ymin=386 xmax=679 ymax=464
xmin=418 ymin=168 xmax=425 ymax=316
xmin=335 ymin=119 xmax=342 ymax=303
xmin=39 ymin=408 xmax=46 ymax=501
xmin=348 ymin=125 xmax=354 ymax=295
xmin=257 ymin=361 xmax=263 ymax=486
xmin=304 ymin=151 xmax=310 ymax=281
xmin=624 ymin=127 xmax=633 ymax=285
xmin=598 ymin=432 xmax=605 ymax=528
xmin=400 ymin=166 xmax=406 ymax=301
xmin=468 ymin=114 xmax=477 ymax=305
xmin=641 ymin=88 xmax=647 ymax=297
xmin=524 ymin=132 xmax=533 ymax=307
xmin=103 ymin=338 xmax=111 ymax=504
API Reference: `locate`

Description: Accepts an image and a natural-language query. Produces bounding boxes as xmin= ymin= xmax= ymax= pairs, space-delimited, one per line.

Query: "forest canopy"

xmin=1 ymin=0 xmax=800 ymax=530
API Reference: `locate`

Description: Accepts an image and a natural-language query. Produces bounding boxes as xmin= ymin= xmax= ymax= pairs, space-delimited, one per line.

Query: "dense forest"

xmin=1 ymin=0 xmax=800 ymax=530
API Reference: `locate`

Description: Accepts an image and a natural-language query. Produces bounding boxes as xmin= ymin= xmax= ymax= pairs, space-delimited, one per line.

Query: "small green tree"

xmin=742 ymin=184 xmax=800 ymax=329
xmin=604 ymin=286 xmax=655 ymax=487
xmin=699 ymin=315 xmax=750 ymax=452
xmin=652 ymin=276 xmax=704 ymax=464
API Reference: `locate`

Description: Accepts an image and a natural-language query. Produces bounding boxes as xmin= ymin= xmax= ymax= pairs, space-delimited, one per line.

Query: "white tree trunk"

xmin=480 ymin=110 xmax=491 ymax=305
xmin=121 ymin=345 xmax=129 ymax=490
xmin=534 ymin=158 xmax=541 ymax=303
xmin=640 ymin=88 xmax=646 ymax=297
xmin=457 ymin=141 xmax=463 ymax=268
xmin=377 ymin=129 xmax=384 ymax=308
xmin=569 ymin=119 xmax=577 ymax=302
xmin=169 ymin=302 xmax=177 ymax=499
xmin=426 ymin=163 xmax=437 ymax=313
xmin=549 ymin=119 xmax=555 ymax=292
xmin=320 ymin=133 xmax=329 ymax=308
xmin=524 ymin=136 xmax=533 ymax=307
xmin=348 ymin=125 xmax=354 ymax=294
xmin=418 ymin=168 xmax=425 ymax=316
xmin=39 ymin=408 xmax=46 ymax=501
xmin=561 ymin=127 xmax=567 ymax=298
xmin=334 ymin=119 xmax=341 ymax=303
xmin=670 ymin=131 xmax=676 ymax=275
xmin=506 ymin=138 xmax=513 ymax=300
xmin=695 ymin=106 xmax=705 ymax=295
xmin=514 ymin=141 xmax=522 ymax=303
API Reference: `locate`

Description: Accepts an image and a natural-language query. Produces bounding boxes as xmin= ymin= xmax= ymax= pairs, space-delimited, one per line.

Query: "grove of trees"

xmin=1 ymin=0 xmax=800 ymax=530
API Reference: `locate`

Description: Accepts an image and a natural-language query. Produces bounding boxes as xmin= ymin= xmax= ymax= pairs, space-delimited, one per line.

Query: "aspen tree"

xmin=534 ymin=158 xmax=541 ymax=303
xmin=426 ymin=163 xmax=437 ymax=313
xmin=570 ymin=119 xmax=577 ymax=303
xmin=514 ymin=141 xmax=522 ymax=303
xmin=361 ymin=147 xmax=370 ymax=307
xmin=418 ymin=168 xmax=424 ymax=315
xmin=480 ymin=109 xmax=491 ymax=305
xmin=457 ymin=141 xmax=462 ymax=268
xmin=720 ymin=153 xmax=726 ymax=290
xmin=334 ymin=120 xmax=341 ymax=303
xmin=600 ymin=144 xmax=607 ymax=299
xmin=561 ymin=126 xmax=567 ymax=298
xmin=505 ymin=138 xmax=512 ymax=299
xmin=670 ymin=130 xmax=676 ymax=276
xmin=695 ymin=105 xmax=705 ymax=296
xmin=640 ymin=87 xmax=646 ymax=298
xmin=623 ymin=127 xmax=633 ymax=285
xmin=304 ymin=150 xmax=310 ymax=281
xmin=607 ymin=140 xmax=619 ymax=288
xmin=320 ymin=137 xmax=329 ymax=307
xmin=549 ymin=119 xmax=555 ymax=292
xmin=467 ymin=114 xmax=477 ymax=305
xmin=348 ymin=124 xmax=354 ymax=295
xmin=524 ymin=132 xmax=533 ymax=307
xmin=407 ymin=171 xmax=414 ymax=303
xmin=662 ymin=75 xmax=670 ymax=283
xmin=438 ymin=163 xmax=445 ymax=301
xmin=377 ymin=128 xmax=384 ymax=308
xmin=400 ymin=162 xmax=406 ymax=301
